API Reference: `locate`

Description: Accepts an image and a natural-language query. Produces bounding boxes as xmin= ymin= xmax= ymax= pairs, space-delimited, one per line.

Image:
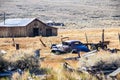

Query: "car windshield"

xmin=73 ymin=41 xmax=83 ymax=45
xmin=62 ymin=42 xmax=70 ymax=45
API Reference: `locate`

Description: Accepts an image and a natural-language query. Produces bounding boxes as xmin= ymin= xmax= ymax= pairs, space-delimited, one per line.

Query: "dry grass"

xmin=0 ymin=28 xmax=120 ymax=79
xmin=79 ymin=51 xmax=120 ymax=67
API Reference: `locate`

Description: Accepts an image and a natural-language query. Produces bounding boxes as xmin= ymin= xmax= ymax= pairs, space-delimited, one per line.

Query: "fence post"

xmin=118 ymin=33 xmax=120 ymax=44
xmin=12 ymin=37 xmax=15 ymax=46
xmin=85 ymin=33 xmax=89 ymax=48
xmin=39 ymin=38 xmax=46 ymax=47
xmin=102 ymin=29 xmax=104 ymax=43
xmin=15 ymin=44 xmax=19 ymax=50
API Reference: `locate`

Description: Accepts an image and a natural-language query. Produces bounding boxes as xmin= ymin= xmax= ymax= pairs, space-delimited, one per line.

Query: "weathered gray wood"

xmin=82 ymin=50 xmax=97 ymax=58
xmin=15 ymin=44 xmax=19 ymax=50
xmin=63 ymin=62 xmax=75 ymax=72
xmin=0 ymin=18 xmax=58 ymax=37
xmin=39 ymin=38 xmax=46 ymax=47
xmin=102 ymin=29 xmax=105 ymax=43
xmin=61 ymin=37 xmax=69 ymax=42
xmin=12 ymin=37 xmax=15 ymax=46
xmin=85 ymin=33 xmax=89 ymax=48
xmin=118 ymin=33 xmax=120 ymax=44
xmin=0 ymin=50 xmax=7 ymax=56
xmin=108 ymin=68 xmax=120 ymax=77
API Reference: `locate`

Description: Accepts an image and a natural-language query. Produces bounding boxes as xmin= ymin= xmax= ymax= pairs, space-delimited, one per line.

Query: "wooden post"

xmin=85 ymin=33 xmax=88 ymax=48
xmin=12 ymin=37 xmax=15 ymax=46
xmin=118 ymin=33 xmax=120 ymax=44
xmin=77 ymin=52 xmax=81 ymax=58
xmin=15 ymin=44 xmax=19 ymax=50
xmin=61 ymin=37 xmax=69 ymax=42
xmin=102 ymin=29 xmax=104 ymax=43
xmin=39 ymin=38 xmax=46 ymax=47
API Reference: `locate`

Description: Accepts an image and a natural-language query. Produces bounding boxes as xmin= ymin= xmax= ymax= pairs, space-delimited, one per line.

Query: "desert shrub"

xmin=13 ymin=56 xmax=40 ymax=71
xmin=79 ymin=53 xmax=120 ymax=79
xmin=0 ymin=56 xmax=10 ymax=72
xmin=90 ymin=53 xmax=120 ymax=70
xmin=0 ymin=53 xmax=40 ymax=72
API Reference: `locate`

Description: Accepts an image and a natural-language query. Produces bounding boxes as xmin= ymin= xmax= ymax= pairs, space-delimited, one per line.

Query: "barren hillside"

xmin=0 ymin=0 xmax=120 ymax=28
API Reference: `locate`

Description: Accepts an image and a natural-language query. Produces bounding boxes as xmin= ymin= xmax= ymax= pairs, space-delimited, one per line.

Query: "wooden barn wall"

xmin=8 ymin=27 xmax=27 ymax=37
xmin=0 ymin=27 xmax=9 ymax=37
xmin=26 ymin=19 xmax=50 ymax=36
xmin=51 ymin=28 xmax=58 ymax=36
xmin=26 ymin=19 xmax=58 ymax=37
xmin=0 ymin=27 xmax=26 ymax=37
xmin=0 ymin=19 xmax=57 ymax=37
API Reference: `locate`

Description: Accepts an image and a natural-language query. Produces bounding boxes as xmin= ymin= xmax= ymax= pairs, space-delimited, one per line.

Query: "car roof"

xmin=64 ymin=40 xmax=81 ymax=43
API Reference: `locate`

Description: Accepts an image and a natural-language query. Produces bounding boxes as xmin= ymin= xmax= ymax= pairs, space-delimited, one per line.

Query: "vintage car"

xmin=51 ymin=40 xmax=90 ymax=54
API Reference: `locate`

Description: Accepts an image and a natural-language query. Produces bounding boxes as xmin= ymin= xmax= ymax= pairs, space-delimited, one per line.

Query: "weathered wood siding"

xmin=26 ymin=19 xmax=46 ymax=37
xmin=26 ymin=19 xmax=57 ymax=37
xmin=0 ymin=27 xmax=26 ymax=37
xmin=0 ymin=19 xmax=57 ymax=37
xmin=0 ymin=27 xmax=9 ymax=37
xmin=8 ymin=27 xmax=27 ymax=37
xmin=51 ymin=28 xmax=58 ymax=36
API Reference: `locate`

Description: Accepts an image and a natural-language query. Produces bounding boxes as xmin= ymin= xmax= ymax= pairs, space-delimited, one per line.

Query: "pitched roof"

xmin=0 ymin=18 xmax=36 ymax=27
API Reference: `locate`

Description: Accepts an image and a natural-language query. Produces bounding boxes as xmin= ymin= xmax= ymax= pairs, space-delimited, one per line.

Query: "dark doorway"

xmin=46 ymin=29 xmax=52 ymax=36
xmin=33 ymin=28 xmax=39 ymax=36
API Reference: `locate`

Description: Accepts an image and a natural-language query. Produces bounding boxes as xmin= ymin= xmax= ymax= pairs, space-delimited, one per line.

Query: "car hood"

xmin=74 ymin=45 xmax=90 ymax=52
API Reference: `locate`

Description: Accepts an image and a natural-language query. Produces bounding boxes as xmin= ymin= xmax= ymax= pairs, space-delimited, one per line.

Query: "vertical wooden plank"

xmin=102 ymin=29 xmax=104 ymax=42
xmin=12 ymin=37 xmax=15 ymax=46
xmin=85 ymin=33 xmax=89 ymax=48
xmin=39 ymin=38 xmax=46 ymax=47
xmin=118 ymin=33 xmax=120 ymax=44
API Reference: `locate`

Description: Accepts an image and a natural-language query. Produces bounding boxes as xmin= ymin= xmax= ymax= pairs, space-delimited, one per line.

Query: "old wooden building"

xmin=0 ymin=18 xmax=58 ymax=37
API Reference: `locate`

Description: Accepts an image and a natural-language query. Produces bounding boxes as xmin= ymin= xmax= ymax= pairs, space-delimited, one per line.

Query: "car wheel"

xmin=90 ymin=44 xmax=97 ymax=50
xmin=71 ymin=49 xmax=78 ymax=53
xmin=52 ymin=50 xmax=61 ymax=55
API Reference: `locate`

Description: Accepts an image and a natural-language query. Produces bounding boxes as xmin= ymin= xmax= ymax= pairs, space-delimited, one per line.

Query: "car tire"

xmin=90 ymin=44 xmax=97 ymax=50
xmin=71 ymin=49 xmax=78 ymax=53
xmin=52 ymin=50 xmax=61 ymax=55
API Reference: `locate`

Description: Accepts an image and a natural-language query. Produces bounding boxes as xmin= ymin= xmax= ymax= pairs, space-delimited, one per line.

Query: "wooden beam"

xmin=82 ymin=50 xmax=97 ymax=58
xmin=12 ymin=37 xmax=15 ymax=46
xmin=118 ymin=33 xmax=120 ymax=44
xmin=39 ymin=38 xmax=46 ymax=47
xmin=61 ymin=37 xmax=69 ymax=42
xmin=63 ymin=62 xmax=75 ymax=72
xmin=102 ymin=29 xmax=104 ymax=43
xmin=108 ymin=68 xmax=120 ymax=77
xmin=85 ymin=33 xmax=89 ymax=48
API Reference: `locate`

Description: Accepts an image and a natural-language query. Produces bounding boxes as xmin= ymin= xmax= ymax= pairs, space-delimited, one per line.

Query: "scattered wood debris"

xmin=82 ymin=50 xmax=97 ymax=58
xmin=108 ymin=68 xmax=120 ymax=79
xmin=63 ymin=62 xmax=75 ymax=72
xmin=39 ymin=38 xmax=46 ymax=47
xmin=0 ymin=50 xmax=7 ymax=56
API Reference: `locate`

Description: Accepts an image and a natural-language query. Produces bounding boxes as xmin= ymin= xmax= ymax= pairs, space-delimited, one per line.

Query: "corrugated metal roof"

xmin=0 ymin=18 xmax=36 ymax=27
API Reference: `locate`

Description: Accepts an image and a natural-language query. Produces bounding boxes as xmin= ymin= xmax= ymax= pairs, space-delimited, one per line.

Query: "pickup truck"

xmin=51 ymin=40 xmax=90 ymax=54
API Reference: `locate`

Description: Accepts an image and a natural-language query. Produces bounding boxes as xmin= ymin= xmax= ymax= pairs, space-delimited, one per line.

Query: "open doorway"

xmin=33 ymin=28 xmax=39 ymax=36
xmin=46 ymin=29 xmax=52 ymax=36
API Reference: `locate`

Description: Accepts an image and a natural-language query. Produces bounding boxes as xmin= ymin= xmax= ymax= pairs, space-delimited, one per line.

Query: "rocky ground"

xmin=0 ymin=0 xmax=120 ymax=28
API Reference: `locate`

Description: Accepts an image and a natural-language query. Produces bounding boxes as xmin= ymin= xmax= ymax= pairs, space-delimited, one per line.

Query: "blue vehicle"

xmin=51 ymin=40 xmax=90 ymax=54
